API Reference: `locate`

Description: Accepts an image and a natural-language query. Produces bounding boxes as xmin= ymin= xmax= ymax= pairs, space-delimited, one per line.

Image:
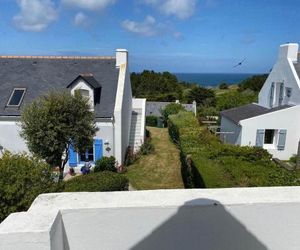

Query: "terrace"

xmin=1 ymin=187 xmax=300 ymax=250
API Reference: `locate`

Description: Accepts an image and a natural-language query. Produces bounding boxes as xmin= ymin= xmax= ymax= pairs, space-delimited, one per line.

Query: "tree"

xmin=184 ymin=85 xmax=216 ymax=106
xmin=219 ymin=83 xmax=229 ymax=89
xmin=20 ymin=91 xmax=97 ymax=179
xmin=238 ymin=74 xmax=268 ymax=92
xmin=0 ymin=152 xmax=62 ymax=222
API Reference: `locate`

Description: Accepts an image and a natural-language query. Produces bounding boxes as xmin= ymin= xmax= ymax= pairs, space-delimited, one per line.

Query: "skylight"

xmin=7 ymin=88 xmax=26 ymax=107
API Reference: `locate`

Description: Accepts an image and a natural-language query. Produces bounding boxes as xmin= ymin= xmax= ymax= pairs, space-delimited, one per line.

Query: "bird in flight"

xmin=233 ymin=58 xmax=246 ymax=68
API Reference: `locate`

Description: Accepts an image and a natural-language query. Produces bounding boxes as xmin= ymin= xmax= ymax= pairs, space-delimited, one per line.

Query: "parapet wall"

xmin=1 ymin=187 xmax=300 ymax=250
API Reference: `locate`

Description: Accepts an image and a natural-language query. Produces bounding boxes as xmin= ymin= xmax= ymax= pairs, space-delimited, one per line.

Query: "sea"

xmin=174 ymin=73 xmax=259 ymax=87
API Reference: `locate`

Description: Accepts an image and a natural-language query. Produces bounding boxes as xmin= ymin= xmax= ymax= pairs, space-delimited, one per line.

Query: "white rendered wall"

xmin=132 ymin=98 xmax=147 ymax=144
xmin=70 ymin=80 xmax=94 ymax=110
xmin=0 ymin=121 xmax=28 ymax=156
xmin=114 ymin=50 xmax=132 ymax=165
xmin=240 ymin=105 xmax=300 ymax=160
xmin=3 ymin=188 xmax=300 ymax=249
xmin=220 ymin=116 xmax=241 ymax=144
xmin=258 ymin=43 xmax=300 ymax=108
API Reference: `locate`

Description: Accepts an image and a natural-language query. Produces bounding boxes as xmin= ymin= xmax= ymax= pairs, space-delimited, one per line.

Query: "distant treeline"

xmin=131 ymin=70 xmax=268 ymax=111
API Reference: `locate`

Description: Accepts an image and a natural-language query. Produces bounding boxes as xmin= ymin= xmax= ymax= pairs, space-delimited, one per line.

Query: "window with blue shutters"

xmin=277 ymin=129 xmax=287 ymax=151
xmin=256 ymin=129 xmax=265 ymax=147
xmin=94 ymin=139 xmax=103 ymax=161
xmin=69 ymin=143 xmax=78 ymax=167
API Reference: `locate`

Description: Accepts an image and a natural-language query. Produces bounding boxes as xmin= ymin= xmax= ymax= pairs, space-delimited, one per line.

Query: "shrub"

xmin=161 ymin=103 xmax=185 ymax=126
xmin=64 ymin=171 xmax=129 ymax=192
xmin=94 ymin=156 xmax=116 ymax=172
xmin=146 ymin=116 xmax=158 ymax=127
xmin=219 ymin=83 xmax=229 ymax=89
xmin=290 ymin=154 xmax=297 ymax=164
xmin=139 ymin=139 xmax=155 ymax=155
xmin=0 ymin=152 xmax=62 ymax=222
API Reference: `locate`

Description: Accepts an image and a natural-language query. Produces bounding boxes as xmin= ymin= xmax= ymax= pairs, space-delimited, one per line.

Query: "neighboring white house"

xmin=0 ymin=49 xmax=146 ymax=168
xmin=220 ymin=43 xmax=300 ymax=160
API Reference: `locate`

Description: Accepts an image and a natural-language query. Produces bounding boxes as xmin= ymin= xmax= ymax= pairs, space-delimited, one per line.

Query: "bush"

xmin=219 ymin=83 xmax=229 ymax=89
xmin=0 ymin=152 xmax=62 ymax=222
xmin=94 ymin=156 xmax=116 ymax=172
xmin=139 ymin=139 xmax=155 ymax=155
xmin=64 ymin=171 xmax=129 ymax=192
xmin=290 ymin=154 xmax=297 ymax=164
xmin=146 ymin=116 xmax=158 ymax=127
xmin=161 ymin=103 xmax=185 ymax=126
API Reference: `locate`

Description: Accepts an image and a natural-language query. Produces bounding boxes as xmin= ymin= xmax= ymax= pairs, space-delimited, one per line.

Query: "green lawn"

xmin=125 ymin=127 xmax=184 ymax=190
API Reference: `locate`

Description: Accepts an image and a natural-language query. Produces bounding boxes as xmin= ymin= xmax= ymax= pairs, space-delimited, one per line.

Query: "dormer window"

xmin=7 ymin=88 xmax=26 ymax=107
xmin=76 ymin=89 xmax=90 ymax=98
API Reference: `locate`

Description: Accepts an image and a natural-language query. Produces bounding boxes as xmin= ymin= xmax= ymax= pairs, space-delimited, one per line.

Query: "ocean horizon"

xmin=174 ymin=73 xmax=263 ymax=87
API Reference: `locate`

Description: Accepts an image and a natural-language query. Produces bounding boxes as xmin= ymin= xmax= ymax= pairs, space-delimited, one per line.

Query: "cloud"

xmin=122 ymin=15 xmax=159 ymax=37
xmin=142 ymin=0 xmax=197 ymax=19
xmin=62 ymin=0 xmax=116 ymax=11
xmin=73 ymin=12 xmax=89 ymax=27
xmin=13 ymin=0 xmax=58 ymax=32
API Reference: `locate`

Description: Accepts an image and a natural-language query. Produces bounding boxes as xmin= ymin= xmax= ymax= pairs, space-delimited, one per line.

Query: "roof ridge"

xmin=0 ymin=56 xmax=115 ymax=60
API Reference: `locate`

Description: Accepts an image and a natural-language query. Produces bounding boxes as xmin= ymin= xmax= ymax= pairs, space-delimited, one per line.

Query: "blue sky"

xmin=0 ymin=0 xmax=300 ymax=73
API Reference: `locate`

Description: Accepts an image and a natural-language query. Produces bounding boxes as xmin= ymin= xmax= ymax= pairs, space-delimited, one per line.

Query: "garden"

xmin=168 ymin=111 xmax=300 ymax=188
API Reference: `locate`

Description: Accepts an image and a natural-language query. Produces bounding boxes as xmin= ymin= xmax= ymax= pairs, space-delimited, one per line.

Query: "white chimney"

xmin=116 ymin=49 xmax=128 ymax=67
xmin=278 ymin=43 xmax=298 ymax=62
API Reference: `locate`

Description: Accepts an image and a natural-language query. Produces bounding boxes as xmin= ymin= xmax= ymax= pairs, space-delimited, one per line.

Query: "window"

xmin=264 ymin=129 xmax=275 ymax=144
xmin=269 ymin=83 xmax=274 ymax=107
xmin=286 ymin=87 xmax=292 ymax=98
xmin=79 ymin=147 xmax=94 ymax=162
xmin=278 ymin=83 xmax=284 ymax=106
xmin=75 ymin=89 xmax=89 ymax=98
xmin=7 ymin=88 xmax=26 ymax=106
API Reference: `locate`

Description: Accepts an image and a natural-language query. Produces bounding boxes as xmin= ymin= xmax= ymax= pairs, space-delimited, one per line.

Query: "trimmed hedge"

xmin=94 ymin=156 xmax=117 ymax=172
xmin=64 ymin=171 xmax=129 ymax=192
xmin=168 ymin=111 xmax=300 ymax=188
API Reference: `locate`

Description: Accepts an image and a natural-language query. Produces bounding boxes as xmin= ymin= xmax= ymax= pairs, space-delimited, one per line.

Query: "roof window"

xmin=7 ymin=88 xmax=26 ymax=107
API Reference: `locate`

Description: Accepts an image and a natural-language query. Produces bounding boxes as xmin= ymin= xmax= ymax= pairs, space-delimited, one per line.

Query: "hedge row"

xmin=64 ymin=171 xmax=129 ymax=192
xmin=168 ymin=111 xmax=300 ymax=188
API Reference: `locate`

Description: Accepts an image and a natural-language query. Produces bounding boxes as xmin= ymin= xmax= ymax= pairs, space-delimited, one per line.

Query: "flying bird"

xmin=233 ymin=58 xmax=246 ymax=68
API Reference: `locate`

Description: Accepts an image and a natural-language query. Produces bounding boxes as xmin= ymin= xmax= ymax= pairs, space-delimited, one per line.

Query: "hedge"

xmin=64 ymin=171 xmax=129 ymax=192
xmin=168 ymin=111 xmax=300 ymax=188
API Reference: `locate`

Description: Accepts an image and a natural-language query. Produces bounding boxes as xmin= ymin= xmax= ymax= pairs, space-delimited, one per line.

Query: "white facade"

xmin=221 ymin=43 xmax=300 ymax=160
xmin=0 ymin=49 xmax=145 ymax=166
xmin=2 ymin=187 xmax=300 ymax=249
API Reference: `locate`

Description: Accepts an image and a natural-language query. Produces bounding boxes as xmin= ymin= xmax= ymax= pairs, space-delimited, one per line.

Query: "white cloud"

xmin=143 ymin=0 xmax=196 ymax=19
xmin=13 ymin=0 xmax=58 ymax=32
xmin=73 ymin=12 xmax=89 ymax=27
xmin=122 ymin=15 xmax=159 ymax=37
xmin=62 ymin=0 xmax=116 ymax=11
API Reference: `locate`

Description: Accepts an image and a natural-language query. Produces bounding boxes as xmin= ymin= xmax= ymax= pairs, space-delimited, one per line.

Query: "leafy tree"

xmin=20 ymin=91 xmax=97 ymax=179
xmin=184 ymin=85 xmax=216 ymax=106
xmin=0 ymin=152 xmax=62 ymax=222
xmin=238 ymin=74 xmax=268 ymax=92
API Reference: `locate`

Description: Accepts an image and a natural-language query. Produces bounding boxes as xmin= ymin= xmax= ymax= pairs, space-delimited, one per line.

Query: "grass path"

xmin=125 ymin=127 xmax=184 ymax=190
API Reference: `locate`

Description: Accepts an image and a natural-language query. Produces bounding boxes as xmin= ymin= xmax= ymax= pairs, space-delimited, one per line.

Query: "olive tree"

xmin=20 ymin=91 xmax=97 ymax=179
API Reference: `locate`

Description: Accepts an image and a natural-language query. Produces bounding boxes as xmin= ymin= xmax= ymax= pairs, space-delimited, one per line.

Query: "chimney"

xmin=278 ymin=43 xmax=298 ymax=62
xmin=116 ymin=49 xmax=128 ymax=67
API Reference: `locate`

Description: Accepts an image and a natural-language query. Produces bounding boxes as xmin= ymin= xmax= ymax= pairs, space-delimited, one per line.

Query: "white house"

xmin=0 ymin=49 xmax=146 ymax=168
xmin=220 ymin=43 xmax=300 ymax=160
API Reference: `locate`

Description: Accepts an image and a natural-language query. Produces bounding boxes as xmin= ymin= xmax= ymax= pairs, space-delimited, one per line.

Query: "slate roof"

xmin=0 ymin=56 xmax=119 ymax=118
xmin=221 ymin=103 xmax=293 ymax=125
xmin=146 ymin=101 xmax=194 ymax=116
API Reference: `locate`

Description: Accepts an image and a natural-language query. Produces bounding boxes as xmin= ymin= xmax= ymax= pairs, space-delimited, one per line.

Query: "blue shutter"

xmin=68 ymin=143 xmax=78 ymax=167
xmin=277 ymin=129 xmax=287 ymax=151
xmin=279 ymin=83 xmax=284 ymax=106
xmin=256 ymin=129 xmax=265 ymax=147
xmin=94 ymin=139 xmax=103 ymax=162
